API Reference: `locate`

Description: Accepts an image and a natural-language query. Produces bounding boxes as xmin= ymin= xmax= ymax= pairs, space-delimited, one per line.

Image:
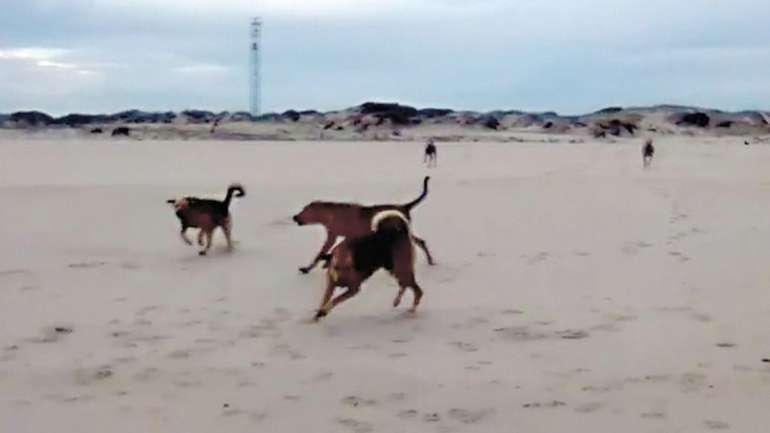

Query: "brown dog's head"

xmin=167 ymin=197 xmax=191 ymax=212
xmin=292 ymin=201 xmax=327 ymax=226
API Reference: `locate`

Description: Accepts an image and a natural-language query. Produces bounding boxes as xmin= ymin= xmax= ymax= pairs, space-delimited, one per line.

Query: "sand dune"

xmin=1 ymin=137 xmax=770 ymax=432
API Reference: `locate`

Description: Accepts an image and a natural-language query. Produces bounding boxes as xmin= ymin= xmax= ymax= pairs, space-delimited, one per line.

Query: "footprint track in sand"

xmin=448 ymin=341 xmax=479 ymax=352
xmin=523 ymin=400 xmax=567 ymax=409
xmin=575 ymin=402 xmax=604 ymax=414
xmin=24 ymin=325 xmax=74 ymax=344
xmin=704 ymin=420 xmax=730 ymax=430
xmin=679 ymin=372 xmax=710 ymax=393
xmin=74 ymin=366 xmax=114 ymax=385
xmin=447 ymin=408 xmax=492 ymax=424
xmin=341 ymin=396 xmax=378 ymax=408
xmin=0 ymin=268 xmax=32 ymax=277
xmin=493 ymin=326 xmax=592 ymax=342
xmin=336 ymin=418 xmax=374 ymax=433
xmin=521 ymin=252 xmax=552 ymax=265
xmin=68 ymin=261 xmax=108 ymax=269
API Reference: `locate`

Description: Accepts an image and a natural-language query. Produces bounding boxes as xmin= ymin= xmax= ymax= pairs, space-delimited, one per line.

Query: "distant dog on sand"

xmin=313 ymin=210 xmax=423 ymax=320
xmin=424 ymin=138 xmax=437 ymax=167
xmin=293 ymin=177 xmax=434 ymax=273
xmin=642 ymin=139 xmax=655 ymax=168
xmin=167 ymin=184 xmax=245 ymax=255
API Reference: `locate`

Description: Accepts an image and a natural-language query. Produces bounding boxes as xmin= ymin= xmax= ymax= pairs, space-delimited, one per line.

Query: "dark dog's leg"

xmin=409 ymin=282 xmax=424 ymax=313
xmin=301 ymin=231 xmax=336 ymax=274
xmin=180 ymin=226 xmax=193 ymax=245
xmin=396 ymin=273 xmax=423 ymax=313
xmin=412 ymin=235 xmax=435 ymax=265
xmin=199 ymin=229 xmax=214 ymax=256
xmin=316 ymin=284 xmax=361 ymax=320
xmin=314 ymin=275 xmax=337 ymax=320
xmin=197 ymin=229 xmax=205 ymax=246
xmin=393 ymin=285 xmax=407 ymax=307
xmin=223 ymin=218 xmax=234 ymax=250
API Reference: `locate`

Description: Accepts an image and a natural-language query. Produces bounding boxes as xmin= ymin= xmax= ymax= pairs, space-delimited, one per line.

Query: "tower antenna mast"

xmin=249 ymin=17 xmax=262 ymax=116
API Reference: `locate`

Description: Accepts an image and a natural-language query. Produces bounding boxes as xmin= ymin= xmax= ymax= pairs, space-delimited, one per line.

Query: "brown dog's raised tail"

xmin=402 ymin=176 xmax=430 ymax=211
xmin=223 ymin=184 xmax=246 ymax=209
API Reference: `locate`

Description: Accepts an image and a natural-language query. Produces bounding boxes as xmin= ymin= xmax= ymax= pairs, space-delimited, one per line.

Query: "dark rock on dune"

xmin=716 ymin=121 xmax=733 ymax=128
xmin=111 ymin=110 xmax=175 ymax=124
xmin=182 ymin=110 xmax=216 ymax=123
xmin=482 ymin=116 xmax=501 ymax=130
xmin=323 ymin=121 xmax=336 ymax=130
xmin=10 ymin=111 xmax=54 ymax=126
xmin=543 ymin=121 xmax=554 ymax=129
xmin=111 ymin=127 xmax=130 ymax=137
xmin=358 ymin=102 xmax=419 ymax=125
xmin=594 ymin=107 xmax=624 ymax=115
xmin=677 ymin=112 xmax=710 ymax=128
xmin=418 ymin=108 xmax=454 ymax=118
xmin=592 ymin=119 xmax=638 ymax=137
xmin=90 ymin=128 xmax=103 ymax=134
xmin=53 ymin=114 xmax=109 ymax=127
xmin=282 ymin=110 xmax=301 ymax=122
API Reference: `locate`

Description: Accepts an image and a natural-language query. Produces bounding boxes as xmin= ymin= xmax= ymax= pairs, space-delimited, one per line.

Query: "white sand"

xmin=1 ymin=136 xmax=770 ymax=432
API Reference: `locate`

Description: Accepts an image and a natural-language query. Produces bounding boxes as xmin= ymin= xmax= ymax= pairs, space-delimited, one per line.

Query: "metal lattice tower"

xmin=249 ymin=17 xmax=262 ymax=116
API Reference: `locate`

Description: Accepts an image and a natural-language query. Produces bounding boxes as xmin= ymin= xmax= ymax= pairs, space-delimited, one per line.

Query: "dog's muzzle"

xmin=292 ymin=215 xmax=303 ymax=226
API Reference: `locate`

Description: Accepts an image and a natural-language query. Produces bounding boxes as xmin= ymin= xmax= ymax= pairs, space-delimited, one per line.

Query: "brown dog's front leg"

xmin=300 ymin=231 xmax=336 ymax=274
xmin=180 ymin=227 xmax=193 ymax=245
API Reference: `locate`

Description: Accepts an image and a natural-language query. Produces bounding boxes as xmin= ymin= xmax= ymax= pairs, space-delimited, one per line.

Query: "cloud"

xmin=0 ymin=47 xmax=70 ymax=61
xmin=0 ymin=46 xmax=100 ymax=76
xmin=36 ymin=60 xmax=77 ymax=69
xmin=173 ymin=64 xmax=230 ymax=75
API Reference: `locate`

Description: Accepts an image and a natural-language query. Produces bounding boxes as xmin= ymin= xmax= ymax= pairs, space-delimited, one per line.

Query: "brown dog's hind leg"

xmin=301 ymin=231 xmax=336 ymax=274
xmin=397 ymin=274 xmax=423 ymax=313
xmin=410 ymin=283 xmax=423 ymax=312
xmin=223 ymin=218 xmax=234 ymax=250
xmin=412 ymin=235 xmax=435 ymax=265
xmin=393 ymin=285 xmax=407 ymax=308
xmin=197 ymin=229 xmax=205 ymax=246
xmin=199 ymin=229 xmax=214 ymax=256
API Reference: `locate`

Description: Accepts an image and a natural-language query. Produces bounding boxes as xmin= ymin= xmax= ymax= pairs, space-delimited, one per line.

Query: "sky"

xmin=1 ymin=0 xmax=769 ymax=115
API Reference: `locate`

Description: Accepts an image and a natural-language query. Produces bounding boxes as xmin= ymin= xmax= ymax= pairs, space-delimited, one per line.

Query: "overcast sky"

xmin=1 ymin=0 xmax=769 ymax=115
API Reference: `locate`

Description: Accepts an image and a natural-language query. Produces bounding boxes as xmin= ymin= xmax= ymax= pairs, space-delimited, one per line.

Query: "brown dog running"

xmin=292 ymin=176 xmax=434 ymax=274
xmin=314 ymin=210 xmax=423 ymax=320
xmin=642 ymin=139 xmax=655 ymax=168
xmin=167 ymin=183 xmax=245 ymax=255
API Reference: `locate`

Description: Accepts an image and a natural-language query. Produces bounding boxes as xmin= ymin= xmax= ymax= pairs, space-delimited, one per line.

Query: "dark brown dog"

xmin=643 ymin=139 xmax=655 ymax=168
xmin=293 ymin=176 xmax=434 ymax=273
xmin=167 ymin=184 xmax=245 ymax=255
xmin=424 ymin=139 xmax=437 ymax=167
xmin=314 ymin=210 xmax=423 ymax=320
